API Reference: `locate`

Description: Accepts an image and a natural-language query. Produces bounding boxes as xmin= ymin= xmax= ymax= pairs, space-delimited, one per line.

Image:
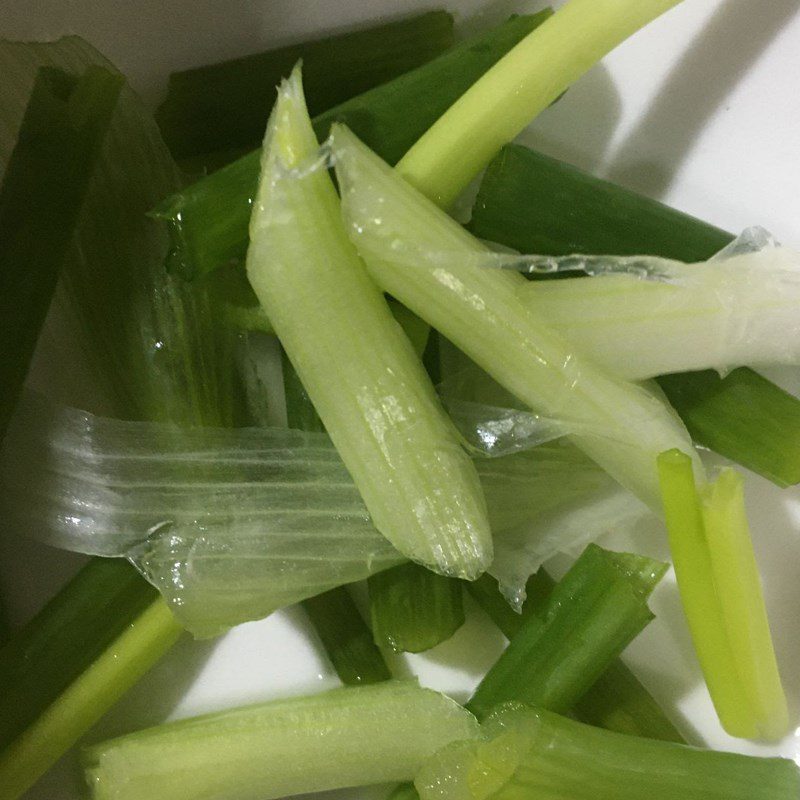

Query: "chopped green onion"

xmin=83 ymin=681 xmax=480 ymax=800
xmin=331 ymin=125 xmax=702 ymax=510
xmin=415 ymin=705 xmax=800 ymax=800
xmin=156 ymin=11 xmax=455 ymax=168
xmin=396 ymin=0 xmax=681 ymax=207
xmin=470 ymin=143 xmax=800 ymax=486
xmin=283 ymin=339 xmax=390 ymax=685
xmin=465 ymin=572 xmax=554 ymax=640
xmin=469 ymin=143 xmax=731 ymax=260
xmin=368 ymin=564 xmax=465 ymax=654
xmin=0 ymin=65 xmax=121 ymax=439
xmin=467 ymin=573 xmax=684 ymax=742
xmin=465 ymin=544 xmax=666 ymax=720
xmin=245 ymin=67 xmax=491 ymax=578
xmin=659 ymin=368 xmax=800 ymax=487
xmin=0 ymin=560 xmax=181 ymax=800
xmin=572 ymin=661 xmax=685 ymax=743
xmin=0 ymin=34 xmax=251 ymax=797
xmin=498 ymin=241 xmax=800 ymax=380
xmin=657 ymin=450 xmax=788 ymax=740
xmin=151 ymin=13 xmax=552 ymax=278
xmin=0 ymin=37 xmax=247 ymax=427
xmin=302 ymin=588 xmax=391 ymax=685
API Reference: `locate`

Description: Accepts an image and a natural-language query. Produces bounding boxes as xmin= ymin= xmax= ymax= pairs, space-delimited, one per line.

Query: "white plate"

xmin=2 ymin=0 xmax=800 ymax=797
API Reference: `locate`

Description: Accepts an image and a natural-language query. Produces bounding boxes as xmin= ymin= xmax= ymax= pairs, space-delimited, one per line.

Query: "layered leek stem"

xmin=513 ymin=247 xmax=800 ymax=380
xmin=246 ymin=68 xmax=491 ymax=577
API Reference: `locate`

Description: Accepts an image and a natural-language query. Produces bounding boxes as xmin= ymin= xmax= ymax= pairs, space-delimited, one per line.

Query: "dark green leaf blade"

xmin=466 ymin=572 xmax=685 ymax=742
xmin=302 ymin=588 xmax=391 ymax=685
xmin=368 ymin=563 xmax=465 ymax=654
xmin=151 ymin=11 xmax=553 ymax=279
xmin=156 ymin=11 xmax=455 ymax=167
xmin=659 ymin=368 xmax=800 ymax=487
xmin=465 ymin=545 xmax=666 ymax=721
xmin=469 ymin=143 xmax=732 ymax=260
xmin=0 ymin=560 xmax=157 ymax=752
xmin=0 ymin=65 xmax=122 ymax=439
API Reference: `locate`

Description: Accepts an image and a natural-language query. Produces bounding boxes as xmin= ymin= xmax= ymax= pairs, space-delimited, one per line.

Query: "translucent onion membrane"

xmin=0 ymin=392 xmax=649 ymax=637
xmin=475 ymin=228 xmax=800 ymax=381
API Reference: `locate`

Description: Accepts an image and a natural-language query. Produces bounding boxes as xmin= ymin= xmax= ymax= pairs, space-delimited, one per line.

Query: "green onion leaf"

xmin=0 ymin=34 xmax=249 ymax=797
xmin=465 ymin=544 xmax=666 ymax=720
xmin=245 ymin=67 xmax=491 ymax=579
xmin=469 ymin=143 xmax=731 ymax=260
xmin=397 ymin=0 xmax=681 ymax=208
xmin=0 ymin=37 xmax=247 ymax=427
xmin=467 ymin=572 xmax=685 ymax=742
xmin=156 ymin=11 xmax=455 ymax=168
xmin=83 ymin=681 xmax=480 ymax=800
xmin=0 ymin=64 xmax=121 ymax=440
xmin=659 ymin=368 xmax=800 ymax=487
xmin=0 ymin=560 xmax=181 ymax=800
xmin=368 ymin=564 xmax=465 ymax=654
xmin=151 ymin=12 xmax=552 ymax=278
xmin=302 ymin=588 xmax=391 ymax=685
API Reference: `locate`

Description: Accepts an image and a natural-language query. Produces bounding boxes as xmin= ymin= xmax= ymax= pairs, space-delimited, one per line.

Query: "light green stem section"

xmin=245 ymin=67 xmax=491 ymax=578
xmin=657 ymin=450 xmax=787 ymax=740
xmin=701 ymin=468 xmax=788 ymax=741
xmin=0 ymin=598 xmax=181 ymax=800
xmin=332 ymin=127 xmax=702 ymax=509
xmin=397 ymin=0 xmax=682 ymax=207
xmin=83 ymin=681 xmax=479 ymax=800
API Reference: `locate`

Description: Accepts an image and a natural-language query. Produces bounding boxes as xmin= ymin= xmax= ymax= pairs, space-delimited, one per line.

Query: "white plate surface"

xmin=2 ymin=0 xmax=800 ymax=797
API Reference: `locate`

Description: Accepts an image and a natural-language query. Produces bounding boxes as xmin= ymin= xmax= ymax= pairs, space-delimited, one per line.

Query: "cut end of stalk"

xmin=657 ymin=450 xmax=788 ymax=741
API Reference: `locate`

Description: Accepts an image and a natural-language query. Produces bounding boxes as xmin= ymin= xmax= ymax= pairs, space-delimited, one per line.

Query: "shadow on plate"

xmin=606 ymin=0 xmax=800 ymax=199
